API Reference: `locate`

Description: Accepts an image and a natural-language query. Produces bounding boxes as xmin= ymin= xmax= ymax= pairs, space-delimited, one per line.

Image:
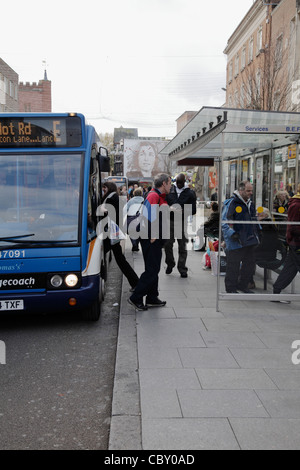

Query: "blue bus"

xmin=0 ymin=113 xmax=110 ymax=320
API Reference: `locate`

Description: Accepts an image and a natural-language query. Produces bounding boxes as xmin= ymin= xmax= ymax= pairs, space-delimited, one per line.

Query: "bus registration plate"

xmin=0 ymin=300 xmax=24 ymax=311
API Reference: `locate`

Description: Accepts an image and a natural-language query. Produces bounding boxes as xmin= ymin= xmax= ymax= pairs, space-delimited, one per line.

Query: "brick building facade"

xmin=18 ymin=71 xmax=52 ymax=112
xmin=0 ymin=58 xmax=19 ymax=112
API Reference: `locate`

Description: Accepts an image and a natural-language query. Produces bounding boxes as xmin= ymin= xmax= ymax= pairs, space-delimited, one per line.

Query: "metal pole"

xmin=216 ymin=133 xmax=225 ymax=312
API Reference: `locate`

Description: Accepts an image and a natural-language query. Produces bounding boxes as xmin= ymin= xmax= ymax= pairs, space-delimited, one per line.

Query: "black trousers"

xmin=104 ymin=239 xmax=139 ymax=289
xmin=164 ymin=220 xmax=188 ymax=274
xmin=131 ymin=239 xmax=162 ymax=304
xmin=273 ymin=245 xmax=300 ymax=293
xmin=225 ymin=245 xmax=256 ymax=292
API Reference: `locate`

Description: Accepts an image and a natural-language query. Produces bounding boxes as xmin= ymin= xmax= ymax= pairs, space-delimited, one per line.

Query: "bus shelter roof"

xmin=161 ymin=107 xmax=300 ymax=166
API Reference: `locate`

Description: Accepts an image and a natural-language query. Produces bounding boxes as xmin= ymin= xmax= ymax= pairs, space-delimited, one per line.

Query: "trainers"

xmin=165 ymin=266 xmax=173 ymax=275
xmin=127 ymin=298 xmax=148 ymax=311
xmin=180 ymin=272 xmax=188 ymax=278
xmin=146 ymin=298 xmax=167 ymax=307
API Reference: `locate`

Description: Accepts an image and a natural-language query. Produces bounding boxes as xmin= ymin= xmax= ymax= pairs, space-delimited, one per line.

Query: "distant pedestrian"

xmin=222 ymin=181 xmax=259 ymax=293
xmin=211 ymin=188 xmax=218 ymax=202
xmin=128 ymin=173 xmax=172 ymax=311
xmin=273 ymin=190 xmax=289 ymax=215
xmin=204 ymin=202 xmax=219 ymax=238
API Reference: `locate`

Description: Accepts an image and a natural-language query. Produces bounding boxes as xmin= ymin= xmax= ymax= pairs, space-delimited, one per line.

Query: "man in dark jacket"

xmin=273 ymin=186 xmax=300 ymax=301
xmin=164 ymin=173 xmax=197 ymax=278
xmin=222 ymin=181 xmax=259 ymax=293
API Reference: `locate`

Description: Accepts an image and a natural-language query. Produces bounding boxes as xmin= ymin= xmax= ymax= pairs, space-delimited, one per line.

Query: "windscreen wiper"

xmin=0 ymin=237 xmax=76 ymax=245
xmin=22 ymin=240 xmax=77 ymax=245
xmin=0 ymin=234 xmax=35 ymax=242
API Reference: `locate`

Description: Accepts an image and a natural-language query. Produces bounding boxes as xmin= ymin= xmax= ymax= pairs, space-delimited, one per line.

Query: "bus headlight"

xmin=65 ymin=274 xmax=79 ymax=288
xmin=50 ymin=275 xmax=63 ymax=288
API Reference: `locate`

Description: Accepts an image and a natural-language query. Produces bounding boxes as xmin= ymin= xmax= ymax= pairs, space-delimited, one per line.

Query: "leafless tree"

xmin=240 ymin=41 xmax=296 ymax=112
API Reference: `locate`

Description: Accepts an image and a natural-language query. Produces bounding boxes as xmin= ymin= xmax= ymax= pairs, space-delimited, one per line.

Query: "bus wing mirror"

xmin=99 ymin=147 xmax=110 ymax=173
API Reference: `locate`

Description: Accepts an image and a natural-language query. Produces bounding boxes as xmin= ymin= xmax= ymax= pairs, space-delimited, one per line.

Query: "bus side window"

xmin=87 ymin=147 xmax=101 ymax=241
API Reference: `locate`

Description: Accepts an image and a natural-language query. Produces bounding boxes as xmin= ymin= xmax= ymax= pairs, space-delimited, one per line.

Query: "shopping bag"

xmin=193 ymin=236 xmax=201 ymax=251
xmin=210 ymin=241 xmax=226 ymax=276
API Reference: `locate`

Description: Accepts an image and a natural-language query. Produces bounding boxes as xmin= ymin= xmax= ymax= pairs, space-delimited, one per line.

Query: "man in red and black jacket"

xmin=128 ymin=173 xmax=172 ymax=311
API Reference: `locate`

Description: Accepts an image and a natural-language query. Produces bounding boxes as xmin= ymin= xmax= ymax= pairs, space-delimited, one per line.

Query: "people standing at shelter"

xmin=273 ymin=184 xmax=300 ymax=302
xmin=164 ymin=173 xmax=197 ymax=278
xmin=248 ymin=207 xmax=282 ymax=289
xmin=211 ymin=188 xmax=218 ymax=202
xmin=128 ymin=173 xmax=171 ymax=311
xmin=101 ymin=181 xmax=139 ymax=290
xmin=222 ymin=181 xmax=259 ymax=293
xmin=204 ymin=202 xmax=219 ymax=238
xmin=273 ymin=190 xmax=290 ymax=215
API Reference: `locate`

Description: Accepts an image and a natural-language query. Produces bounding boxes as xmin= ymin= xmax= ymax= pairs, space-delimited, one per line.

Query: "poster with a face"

xmin=124 ymin=139 xmax=168 ymax=179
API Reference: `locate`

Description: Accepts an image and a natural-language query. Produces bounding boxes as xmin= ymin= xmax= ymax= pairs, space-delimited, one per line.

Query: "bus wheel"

xmin=82 ymin=297 xmax=101 ymax=321
xmin=100 ymin=261 xmax=107 ymax=301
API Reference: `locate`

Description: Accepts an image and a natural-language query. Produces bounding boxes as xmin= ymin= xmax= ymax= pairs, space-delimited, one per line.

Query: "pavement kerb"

xmin=108 ymin=242 xmax=142 ymax=450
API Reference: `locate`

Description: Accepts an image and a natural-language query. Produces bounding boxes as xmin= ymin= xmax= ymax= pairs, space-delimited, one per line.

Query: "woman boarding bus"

xmin=0 ymin=113 xmax=110 ymax=321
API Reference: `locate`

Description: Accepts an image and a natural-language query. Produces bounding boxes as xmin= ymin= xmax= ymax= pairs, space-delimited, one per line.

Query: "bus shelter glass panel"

xmin=0 ymin=153 xmax=82 ymax=245
xmin=216 ymin=200 xmax=300 ymax=305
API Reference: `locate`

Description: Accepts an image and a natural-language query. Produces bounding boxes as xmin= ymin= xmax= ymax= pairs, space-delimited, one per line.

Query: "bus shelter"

xmin=161 ymin=107 xmax=300 ymax=309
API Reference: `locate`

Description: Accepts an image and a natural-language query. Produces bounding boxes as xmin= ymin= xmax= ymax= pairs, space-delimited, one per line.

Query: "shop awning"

xmin=160 ymin=107 xmax=300 ymax=166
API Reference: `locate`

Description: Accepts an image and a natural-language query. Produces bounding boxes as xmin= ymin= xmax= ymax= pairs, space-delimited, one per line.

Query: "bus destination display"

xmin=0 ymin=116 xmax=82 ymax=147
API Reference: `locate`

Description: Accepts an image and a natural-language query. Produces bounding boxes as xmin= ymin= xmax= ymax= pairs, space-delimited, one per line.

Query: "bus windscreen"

xmin=0 ymin=116 xmax=82 ymax=148
xmin=0 ymin=153 xmax=82 ymax=245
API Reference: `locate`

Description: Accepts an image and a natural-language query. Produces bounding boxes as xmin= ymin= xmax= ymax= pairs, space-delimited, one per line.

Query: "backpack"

xmin=125 ymin=201 xmax=144 ymax=236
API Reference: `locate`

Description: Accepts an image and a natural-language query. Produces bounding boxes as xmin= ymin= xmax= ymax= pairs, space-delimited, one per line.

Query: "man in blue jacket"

xmin=222 ymin=181 xmax=259 ymax=293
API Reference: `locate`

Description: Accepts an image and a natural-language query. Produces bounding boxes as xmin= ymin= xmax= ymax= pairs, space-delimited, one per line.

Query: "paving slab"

xmin=230 ymin=348 xmax=296 ymax=369
xmin=178 ymin=347 xmax=240 ymax=369
xmin=195 ymin=368 xmax=277 ymax=390
xmin=201 ymin=330 xmax=267 ymax=348
xmin=230 ymin=418 xmax=300 ymax=450
xmin=255 ymin=390 xmax=300 ymax=418
xmin=178 ymin=389 xmax=269 ymax=418
xmin=142 ymin=418 xmax=240 ymax=450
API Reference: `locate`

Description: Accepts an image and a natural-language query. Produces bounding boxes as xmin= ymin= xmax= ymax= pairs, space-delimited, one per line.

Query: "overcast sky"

xmin=2 ymin=0 xmax=255 ymax=137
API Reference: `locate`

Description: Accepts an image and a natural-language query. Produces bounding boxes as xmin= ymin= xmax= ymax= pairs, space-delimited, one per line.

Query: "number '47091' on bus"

xmin=0 ymin=113 xmax=110 ymax=321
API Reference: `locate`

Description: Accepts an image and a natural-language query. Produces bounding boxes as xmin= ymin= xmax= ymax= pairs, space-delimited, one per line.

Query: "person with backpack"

xmin=124 ymin=186 xmax=144 ymax=251
xmin=128 ymin=173 xmax=172 ymax=311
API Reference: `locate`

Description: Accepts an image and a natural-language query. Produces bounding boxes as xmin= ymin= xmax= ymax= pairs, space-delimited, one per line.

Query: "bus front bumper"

xmin=0 ymin=275 xmax=100 ymax=315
